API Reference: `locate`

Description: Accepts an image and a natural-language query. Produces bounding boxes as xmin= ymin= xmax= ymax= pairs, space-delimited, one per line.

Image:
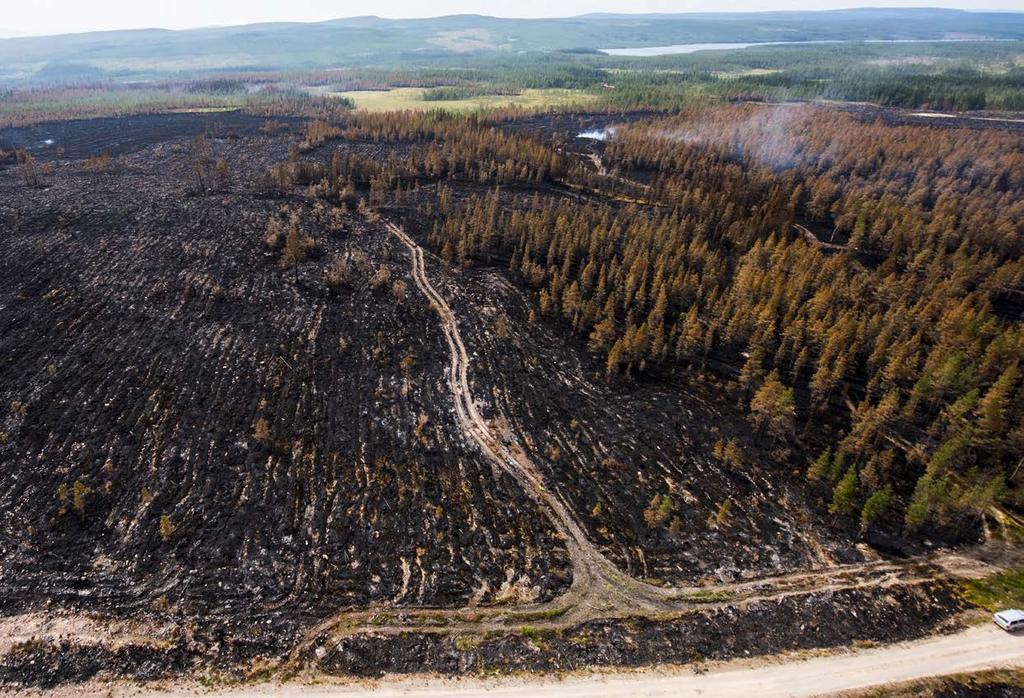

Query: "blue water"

xmin=600 ymin=38 xmax=986 ymax=57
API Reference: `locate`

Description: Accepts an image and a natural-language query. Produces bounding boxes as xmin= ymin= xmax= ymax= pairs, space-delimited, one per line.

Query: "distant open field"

xmin=329 ymin=88 xmax=598 ymax=112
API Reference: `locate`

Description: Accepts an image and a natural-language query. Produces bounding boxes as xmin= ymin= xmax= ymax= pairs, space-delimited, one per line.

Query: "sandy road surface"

xmin=45 ymin=624 xmax=1022 ymax=698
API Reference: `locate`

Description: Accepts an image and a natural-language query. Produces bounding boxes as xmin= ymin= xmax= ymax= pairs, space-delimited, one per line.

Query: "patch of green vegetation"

xmin=422 ymin=84 xmax=516 ymax=101
xmin=333 ymin=87 xmax=596 ymax=113
xmin=961 ymin=569 xmax=1024 ymax=611
xmin=454 ymin=635 xmax=481 ymax=651
xmin=519 ymin=625 xmax=554 ymax=648
xmin=507 ymin=606 xmax=568 ymax=622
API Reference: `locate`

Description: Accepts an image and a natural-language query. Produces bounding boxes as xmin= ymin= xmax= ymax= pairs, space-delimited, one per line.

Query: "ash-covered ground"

xmin=0 ymin=111 xmax=980 ymax=687
xmin=0 ymin=112 xmax=570 ymax=640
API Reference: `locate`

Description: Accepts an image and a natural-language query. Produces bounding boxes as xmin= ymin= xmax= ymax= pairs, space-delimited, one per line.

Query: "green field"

xmin=961 ymin=569 xmax=1024 ymax=611
xmin=333 ymin=87 xmax=596 ymax=112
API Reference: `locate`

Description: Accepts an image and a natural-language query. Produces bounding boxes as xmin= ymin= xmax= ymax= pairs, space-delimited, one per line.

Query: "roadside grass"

xmin=961 ymin=568 xmax=1024 ymax=611
xmin=505 ymin=606 xmax=568 ymax=622
xmin=331 ymin=87 xmax=596 ymax=112
xmin=519 ymin=625 xmax=555 ymax=648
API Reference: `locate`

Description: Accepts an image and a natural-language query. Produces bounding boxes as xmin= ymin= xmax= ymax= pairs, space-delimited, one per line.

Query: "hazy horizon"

xmin=3 ymin=2 xmax=1023 ymax=39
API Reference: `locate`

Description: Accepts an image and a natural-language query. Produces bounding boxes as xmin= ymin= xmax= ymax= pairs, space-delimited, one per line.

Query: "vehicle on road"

xmin=994 ymin=610 xmax=1024 ymax=631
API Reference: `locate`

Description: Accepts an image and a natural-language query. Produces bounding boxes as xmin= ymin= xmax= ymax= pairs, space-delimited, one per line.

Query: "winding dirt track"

xmin=291 ymin=221 xmax=1008 ymax=656
xmin=388 ymin=221 xmax=674 ymax=612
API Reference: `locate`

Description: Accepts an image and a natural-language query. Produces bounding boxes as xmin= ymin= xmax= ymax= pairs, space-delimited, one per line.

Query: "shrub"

xmin=159 ymin=515 xmax=176 ymax=541
xmin=71 ymin=480 xmax=90 ymax=517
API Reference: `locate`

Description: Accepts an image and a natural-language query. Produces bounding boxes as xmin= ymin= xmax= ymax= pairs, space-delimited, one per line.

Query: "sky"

xmin=1 ymin=0 xmax=1021 ymax=37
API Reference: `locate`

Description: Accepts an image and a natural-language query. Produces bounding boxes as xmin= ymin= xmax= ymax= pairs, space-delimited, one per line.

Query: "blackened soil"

xmin=0 ymin=109 xmax=981 ymax=687
xmin=936 ymin=682 xmax=1024 ymax=698
xmin=0 ymin=641 xmax=197 ymax=690
xmin=0 ymin=115 xmax=570 ymax=651
xmin=315 ymin=581 xmax=963 ymax=676
xmin=0 ymin=111 xmax=300 ymax=160
xmin=832 ymin=103 xmax=1024 ymax=133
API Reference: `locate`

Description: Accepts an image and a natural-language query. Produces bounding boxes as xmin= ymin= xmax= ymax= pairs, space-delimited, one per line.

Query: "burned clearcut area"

xmin=428 ymin=259 xmax=856 ymax=585
xmin=0 ymin=114 xmax=571 ymax=643
xmin=311 ymin=580 xmax=965 ymax=676
xmin=0 ymin=106 xmax=1019 ymax=687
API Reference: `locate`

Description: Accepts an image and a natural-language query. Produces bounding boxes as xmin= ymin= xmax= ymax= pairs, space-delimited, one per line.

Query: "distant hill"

xmin=1 ymin=8 xmax=1023 ymax=82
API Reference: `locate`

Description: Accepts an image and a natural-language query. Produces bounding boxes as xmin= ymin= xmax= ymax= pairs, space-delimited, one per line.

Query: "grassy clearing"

xmin=330 ymin=87 xmax=596 ymax=113
xmin=712 ymin=68 xmax=784 ymax=79
xmin=961 ymin=568 xmax=1024 ymax=611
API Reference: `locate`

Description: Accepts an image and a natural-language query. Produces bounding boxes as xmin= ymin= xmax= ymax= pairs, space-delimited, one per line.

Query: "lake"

xmin=599 ymin=39 xmax=988 ymax=57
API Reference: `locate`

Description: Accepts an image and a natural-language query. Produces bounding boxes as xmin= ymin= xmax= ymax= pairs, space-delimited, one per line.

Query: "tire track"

xmin=290 ymin=220 xmax=1014 ymax=661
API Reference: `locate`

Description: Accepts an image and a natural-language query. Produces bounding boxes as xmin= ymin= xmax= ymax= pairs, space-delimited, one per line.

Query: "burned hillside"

xmin=0 ymin=115 xmax=572 ymax=632
xmin=0 ymin=106 xmax=1021 ymax=685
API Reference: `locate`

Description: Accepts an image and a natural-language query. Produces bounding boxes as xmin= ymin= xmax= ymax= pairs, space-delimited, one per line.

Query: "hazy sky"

xmin=2 ymin=0 xmax=1021 ymax=37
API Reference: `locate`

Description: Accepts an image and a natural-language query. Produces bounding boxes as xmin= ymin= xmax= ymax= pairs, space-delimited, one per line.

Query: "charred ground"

xmin=0 ymin=112 xmax=573 ymax=664
xmin=0 ymin=108 xmax=1019 ymax=687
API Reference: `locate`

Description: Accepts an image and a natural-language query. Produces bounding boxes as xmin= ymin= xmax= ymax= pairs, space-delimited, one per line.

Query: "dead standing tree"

xmin=189 ymin=135 xmax=231 ymax=193
xmin=278 ymin=211 xmax=315 ymax=284
xmin=16 ymin=150 xmax=53 ymax=188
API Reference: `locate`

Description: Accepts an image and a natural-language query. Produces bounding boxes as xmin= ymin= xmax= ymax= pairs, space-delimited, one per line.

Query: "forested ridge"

xmin=296 ymin=105 xmax=1024 ymax=540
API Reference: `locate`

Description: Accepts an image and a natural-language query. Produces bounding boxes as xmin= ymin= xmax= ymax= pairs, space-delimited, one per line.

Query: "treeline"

xmin=396 ymin=42 xmax=1024 ymax=111
xmin=0 ymin=81 xmax=354 ymax=129
xmin=595 ymin=66 xmax=1024 ymax=112
xmin=422 ymin=85 xmax=519 ymax=101
xmin=6 ymin=40 xmax=1022 ymax=127
xmin=595 ymin=41 xmax=1024 ymax=111
xmin=401 ymin=105 xmax=1024 ymax=539
xmin=261 ymin=111 xmax=570 ymax=197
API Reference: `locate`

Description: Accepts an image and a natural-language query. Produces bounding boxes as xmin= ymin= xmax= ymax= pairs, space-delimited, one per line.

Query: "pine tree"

xmin=738 ymin=345 xmax=766 ymax=396
xmin=674 ymin=305 xmax=703 ymax=363
xmin=750 ymin=370 xmax=796 ymax=439
xmin=828 ymin=450 xmax=847 ymax=482
xmin=975 ymin=363 xmax=1019 ymax=450
xmin=860 ymin=484 xmax=893 ymax=532
xmin=807 ymin=446 xmax=832 ymax=482
xmin=588 ymin=314 xmax=617 ymax=354
xmin=829 ymin=464 xmax=859 ymax=517
xmin=606 ymin=339 xmax=625 ymax=377
xmin=279 ymin=214 xmax=313 ymax=283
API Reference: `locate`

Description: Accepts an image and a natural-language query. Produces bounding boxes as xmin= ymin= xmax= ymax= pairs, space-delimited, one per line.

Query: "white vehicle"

xmin=994 ymin=609 xmax=1024 ymax=631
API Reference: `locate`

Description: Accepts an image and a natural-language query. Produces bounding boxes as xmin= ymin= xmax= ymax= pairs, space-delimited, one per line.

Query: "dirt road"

xmin=57 ymin=624 xmax=1023 ymax=697
xmin=276 ymin=222 xmax=1008 ymax=653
